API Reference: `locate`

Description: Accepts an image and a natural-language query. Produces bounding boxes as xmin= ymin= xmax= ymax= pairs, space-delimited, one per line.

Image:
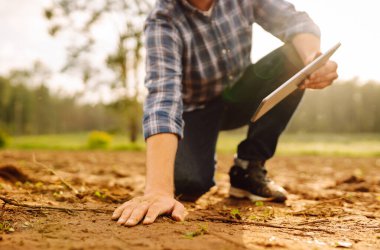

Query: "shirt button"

xmin=222 ymin=49 xmax=227 ymax=55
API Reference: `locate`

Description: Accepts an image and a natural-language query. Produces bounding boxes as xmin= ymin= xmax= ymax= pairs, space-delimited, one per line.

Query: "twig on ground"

xmin=0 ymin=202 xmax=6 ymax=218
xmin=188 ymin=216 xmax=335 ymax=234
xmin=291 ymin=197 xmax=346 ymax=215
xmin=32 ymin=154 xmax=79 ymax=194
xmin=296 ymin=219 xmax=330 ymax=226
xmin=0 ymin=195 xmax=114 ymax=214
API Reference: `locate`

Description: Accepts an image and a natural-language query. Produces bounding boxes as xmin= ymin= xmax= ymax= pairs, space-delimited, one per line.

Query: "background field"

xmin=7 ymin=132 xmax=380 ymax=157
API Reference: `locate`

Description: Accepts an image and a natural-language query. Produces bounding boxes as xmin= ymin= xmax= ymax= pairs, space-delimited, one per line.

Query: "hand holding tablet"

xmin=251 ymin=42 xmax=341 ymax=123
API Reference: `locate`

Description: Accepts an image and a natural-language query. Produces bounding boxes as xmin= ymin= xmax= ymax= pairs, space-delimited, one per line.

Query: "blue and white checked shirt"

xmin=143 ymin=0 xmax=320 ymax=139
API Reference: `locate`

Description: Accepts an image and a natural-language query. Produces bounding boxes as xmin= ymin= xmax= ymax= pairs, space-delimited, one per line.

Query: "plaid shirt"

xmin=143 ymin=0 xmax=320 ymax=139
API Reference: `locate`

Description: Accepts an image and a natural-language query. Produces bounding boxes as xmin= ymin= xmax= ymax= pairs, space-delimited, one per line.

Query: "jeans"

xmin=174 ymin=44 xmax=305 ymax=197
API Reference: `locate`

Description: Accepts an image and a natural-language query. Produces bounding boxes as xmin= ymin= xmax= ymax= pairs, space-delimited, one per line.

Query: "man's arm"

xmin=112 ymin=133 xmax=186 ymax=226
xmin=112 ymin=19 xmax=186 ymax=226
xmin=292 ymin=33 xmax=338 ymax=89
xmin=253 ymin=0 xmax=321 ymax=42
xmin=253 ymin=0 xmax=338 ymax=89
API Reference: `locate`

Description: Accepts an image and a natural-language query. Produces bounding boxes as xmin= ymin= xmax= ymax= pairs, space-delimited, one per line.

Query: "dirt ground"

xmin=0 ymin=150 xmax=379 ymax=250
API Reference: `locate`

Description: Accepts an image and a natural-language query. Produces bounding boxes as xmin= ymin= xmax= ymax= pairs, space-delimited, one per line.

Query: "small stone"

xmin=335 ymin=241 xmax=353 ymax=248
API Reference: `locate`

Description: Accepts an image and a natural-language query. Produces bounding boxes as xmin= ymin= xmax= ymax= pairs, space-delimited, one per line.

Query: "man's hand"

xmin=301 ymin=59 xmax=338 ymax=89
xmin=112 ymin=133 xmax=182 ymax=227
xmin=292 ymin=33 xmax=338 ymax=90
xmin=112 ymin=192 xmax=186 ymax=226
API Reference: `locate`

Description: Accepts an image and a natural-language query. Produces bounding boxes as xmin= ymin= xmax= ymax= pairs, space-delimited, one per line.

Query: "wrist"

xmin=144 ymin=186 xmax=174 ymax=197
xmin=291 ymin=33 xmax=321 ymax=65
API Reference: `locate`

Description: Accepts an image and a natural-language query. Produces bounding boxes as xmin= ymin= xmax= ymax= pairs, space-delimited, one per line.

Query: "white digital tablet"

xmin=251 ymin=42 xmax=341 ymax=123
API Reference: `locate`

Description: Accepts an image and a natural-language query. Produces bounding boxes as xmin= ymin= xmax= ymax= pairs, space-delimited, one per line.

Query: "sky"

xmin=0 ymin=0 xmax=380 ymax=100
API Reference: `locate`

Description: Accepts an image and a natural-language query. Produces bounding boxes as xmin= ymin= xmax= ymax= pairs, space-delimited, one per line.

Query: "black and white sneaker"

xmin=229 ymin=157 xmax=287 ymax=203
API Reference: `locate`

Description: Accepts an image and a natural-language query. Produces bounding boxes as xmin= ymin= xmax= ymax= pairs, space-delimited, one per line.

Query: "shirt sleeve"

xmin=253 ymin=0 xmax=321 ymax=42
xmin=143 ymin=20 xmax=184 ymax=140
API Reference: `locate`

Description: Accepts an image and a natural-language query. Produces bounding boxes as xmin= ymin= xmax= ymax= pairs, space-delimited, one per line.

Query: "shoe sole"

xmin=229 ymin=187 xmax=275 ymax=202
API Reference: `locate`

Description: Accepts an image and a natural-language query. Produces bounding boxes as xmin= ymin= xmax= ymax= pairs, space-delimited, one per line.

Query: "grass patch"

xmin=217 ymin=131 xmax=380 ymax=157
xmin=8 ymin=133 xmax=145 ymax=151
xmin=184 ymin=224 xmax=208 ymax=239
xmin=4 ymin=132 xmax=380 ymax=157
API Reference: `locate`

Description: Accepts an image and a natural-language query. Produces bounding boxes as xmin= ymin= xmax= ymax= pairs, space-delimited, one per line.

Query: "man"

xmin=112 ymin=0 xmax=338 ymax=226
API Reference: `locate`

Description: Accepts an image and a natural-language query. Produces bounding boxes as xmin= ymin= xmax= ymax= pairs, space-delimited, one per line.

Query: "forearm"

xmin=292 ymin=33 xmax=338 ymax=89
xmin=291 ymin=33 xmax=321 ymax=65
xmin=144 ymin=133 xmax=178 ymax=196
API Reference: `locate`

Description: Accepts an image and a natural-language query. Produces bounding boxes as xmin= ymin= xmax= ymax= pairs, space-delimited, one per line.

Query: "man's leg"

xmin=174 ymin=98 xmax=223 ymax=201
xmin=222 ymin=43 xmax=305 ymax=160
xmin=221 ymin=43 xmax=305 ymax=202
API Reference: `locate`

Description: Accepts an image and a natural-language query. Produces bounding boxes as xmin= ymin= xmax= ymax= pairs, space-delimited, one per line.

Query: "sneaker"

xmin=228 ymin=157 xmax=287 ymax=202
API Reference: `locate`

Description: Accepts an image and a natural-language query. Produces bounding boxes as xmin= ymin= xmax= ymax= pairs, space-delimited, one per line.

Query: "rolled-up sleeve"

xmin=253 ymin=0 xmax=321 ymax=42
xmin=143 ymin=20 xmax=184 ymax=140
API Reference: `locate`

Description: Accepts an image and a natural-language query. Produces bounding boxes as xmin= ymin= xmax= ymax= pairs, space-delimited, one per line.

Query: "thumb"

xmin=171 ymin=201 xmax=187 ymax=222
xmin=305 ymin=51 xmax=322 ymax=65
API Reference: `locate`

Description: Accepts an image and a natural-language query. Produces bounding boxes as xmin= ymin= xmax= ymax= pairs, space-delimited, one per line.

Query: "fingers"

xmin=116 ymin=204 xmax=135 ymax=225
xmin=143 ymin=204 xmax=162 ymax=225
xmin=124 ymin=203 xmax=150 ymax=227
xmin=112 ymin=202 xmax=129 ymax=220
xmin=111 ymin=195 xmax=187 ymax=227
xmin=305 ymin=72 xmax=338 ymax=89
xmin=171 ymin=201 xmax=186 ymax=221
xmin=308 ymin=71 xmax=339 ymax=84
xmin=299 ymin=60 xmax=338 ymax=90
xmin=309 ymin=60 xmax=338 ymax=81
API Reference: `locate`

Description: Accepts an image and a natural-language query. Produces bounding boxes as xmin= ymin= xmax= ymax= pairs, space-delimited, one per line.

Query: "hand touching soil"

xmin=112 ymin=193 xmax=187 ymax=226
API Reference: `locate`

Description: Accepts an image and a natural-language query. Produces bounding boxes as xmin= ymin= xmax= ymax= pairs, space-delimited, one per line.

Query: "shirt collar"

xmin=179 ymin=0 xmax=218 ymax=18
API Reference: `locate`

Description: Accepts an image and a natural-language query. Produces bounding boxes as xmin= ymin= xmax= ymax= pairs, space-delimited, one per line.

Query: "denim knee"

xmin=174 ymin=175 xmax=215 ymax=200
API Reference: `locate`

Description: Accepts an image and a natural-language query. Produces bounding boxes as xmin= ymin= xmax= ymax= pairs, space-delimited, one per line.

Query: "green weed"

xmin=255 ymin=201 xmax=264 ymax=207
xmin=87 ymin=131 xmax=112 ymax=149
xmin=0 ymin=130 xmax=9 ymax=149
xmin=0 ymin=221 xmax=15 ymax=233
xmin=184 ymin=224 xmax=208 ymax=239
xmin=93 ymin=190 xmax=107 ymax=200
xmin=248 ymin=206 xmax=275 ymax=222
xmin=230 ymin=208 xmax=242 ymax=220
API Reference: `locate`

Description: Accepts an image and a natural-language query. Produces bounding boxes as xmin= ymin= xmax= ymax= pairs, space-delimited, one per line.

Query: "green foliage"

xmin=287 ymin=81 xmax=380 ymax=133
xmin=0 ymin=221 xmax=15 ymax=233
xmin=107 ymin=97 xmax=143 ymax=143
xmin=248 ymin=206 xmax=275 ymax=222
xmin=8 ymin=133 xmax=144 ymax=151
xmin=230 ymin=208 xmax=242 ymax=220
xmin=5 ymin=132 xmax=380 ymax=157
xmin=255 ymin=201 xmax=264 ymax=207
xmin=87 ymin=131 xmax=112 ymax=149
xmin=217 ymin=132 xmax=380 ymax=156
xmin=0 ymin=130 xmax=9 ymax=148
xmin=93 ymin=190 xmax=107 ymax=200
xmin=45 ymin=0 xmax=150 ymax=142
xmin=0 ymin=74 xmax=125 ymax=136
xmin=184 ymin=224 xmax=208 ymax=239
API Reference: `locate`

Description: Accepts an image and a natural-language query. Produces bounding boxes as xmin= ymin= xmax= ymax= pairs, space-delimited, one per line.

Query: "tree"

xmin=44 ymin=0 xmax=152 ymax=142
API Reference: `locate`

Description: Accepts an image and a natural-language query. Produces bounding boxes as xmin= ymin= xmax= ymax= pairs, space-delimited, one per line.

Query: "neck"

xmin=186 ymin=0 xmax=214 ymax=11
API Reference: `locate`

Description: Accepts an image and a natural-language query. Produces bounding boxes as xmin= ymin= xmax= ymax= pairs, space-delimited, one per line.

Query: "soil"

xmin=0 ymin=150 xmax=379 ymax=250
